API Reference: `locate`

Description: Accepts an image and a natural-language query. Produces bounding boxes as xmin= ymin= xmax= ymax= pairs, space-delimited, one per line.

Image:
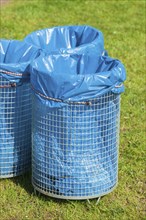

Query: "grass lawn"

xmin=0 ymin=0 xmax=145 ymax=219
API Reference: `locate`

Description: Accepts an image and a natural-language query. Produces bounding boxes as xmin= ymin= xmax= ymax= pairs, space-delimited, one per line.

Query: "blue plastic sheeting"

xmin=30 ymin=53 xmax=126 ymax=105
xmin=0 ymin=39 xmax=41 ymax=83
xmin=0 ymin=39 xmax=40 ymax=177
xmin=31 ymin=52 xmax=126 ymax=197
xmin=24 ymin=25 xmax=106 ymax=56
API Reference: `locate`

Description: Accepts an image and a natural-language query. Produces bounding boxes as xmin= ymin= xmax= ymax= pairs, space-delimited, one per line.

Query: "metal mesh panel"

xmin=32 ymin=92 xmax=120 ymax=199
xmin=0 ymin=76 xmax=31 ymax=178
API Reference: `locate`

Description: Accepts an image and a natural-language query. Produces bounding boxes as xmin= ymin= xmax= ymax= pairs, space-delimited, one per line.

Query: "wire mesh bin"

xmin=0 ymin=74 xmax=31 ymax=178
xmin=0 ymin=39 xmax=40 ymax=178
xmin=32 ymin=92 xmax=120 ymax=199
xmin=31 ymin=52 xmax=126 ymax=199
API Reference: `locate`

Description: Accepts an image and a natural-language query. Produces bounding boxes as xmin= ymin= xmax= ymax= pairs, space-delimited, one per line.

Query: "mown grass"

xmin=0 ymin=0 xmax=145 ymax=219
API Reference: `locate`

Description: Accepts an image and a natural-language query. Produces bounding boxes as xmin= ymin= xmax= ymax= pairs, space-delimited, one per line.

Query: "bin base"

xmin=32 ymin=182 xmax=118 ymax=200
xmin=0 ymin=168 xmax=30 ymax=179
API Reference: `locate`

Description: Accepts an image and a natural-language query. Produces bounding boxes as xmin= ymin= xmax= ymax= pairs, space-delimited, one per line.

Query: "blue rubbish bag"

xmin=0 ymin=39 xmax=41 ymax=178
xmin=24 ymin=25 xmax=107 ymax=56
xmin=30 ymin=52 xmax=126 ymax=198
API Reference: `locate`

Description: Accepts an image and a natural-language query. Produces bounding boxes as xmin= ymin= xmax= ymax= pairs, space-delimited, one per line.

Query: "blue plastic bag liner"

xmin=30 ymin=53 xmax=126 ymax=106
xmin=24 ymin=25 xmax=106 ymax=56
xmin=0 ymin=39 xmax=41 ymax=178
xmin=31 ymin=52 xmax=126 ymax=198
xmin=0 ymin=39 xmax=41 ymax=83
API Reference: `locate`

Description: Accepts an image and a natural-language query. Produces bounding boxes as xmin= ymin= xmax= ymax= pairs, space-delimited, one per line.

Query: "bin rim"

xmin=30 ymin=54 xmax=126 ymax=104
xmin=0 ymin=39 xmax=41 ymax=82
xmin=24 ymin=25 xmax=104 ymax=54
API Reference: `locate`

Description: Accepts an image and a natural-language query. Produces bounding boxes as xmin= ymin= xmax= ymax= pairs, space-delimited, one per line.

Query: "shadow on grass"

xmin=12 ymin=172 xmax=69 ymax=204
xmin=12 ymin=172 xmax=33 ymax=194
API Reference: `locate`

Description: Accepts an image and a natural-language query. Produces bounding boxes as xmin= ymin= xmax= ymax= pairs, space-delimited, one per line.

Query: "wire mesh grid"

xmin=32 ymin=92 xmax=120 ymax=199
xmin=0 ymin=75 xmax=31 ymax=178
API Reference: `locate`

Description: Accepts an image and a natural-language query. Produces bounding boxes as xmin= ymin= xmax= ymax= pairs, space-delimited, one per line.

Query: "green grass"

xmin=0 ymin=0 xmax=145 ymax=219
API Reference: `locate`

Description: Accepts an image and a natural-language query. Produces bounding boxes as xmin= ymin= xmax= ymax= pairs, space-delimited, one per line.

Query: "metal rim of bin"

xmin=32 ymin=181 xmax=118 ymax=200
xmin=0 ymin=70 xmax=31 ymax=178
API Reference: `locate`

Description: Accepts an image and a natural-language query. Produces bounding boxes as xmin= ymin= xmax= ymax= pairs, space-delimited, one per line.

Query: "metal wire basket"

xmin=0 ymin=75 xmax=31 ymax=178
xmin=32 ymin=91 xmax=120 ymax=200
